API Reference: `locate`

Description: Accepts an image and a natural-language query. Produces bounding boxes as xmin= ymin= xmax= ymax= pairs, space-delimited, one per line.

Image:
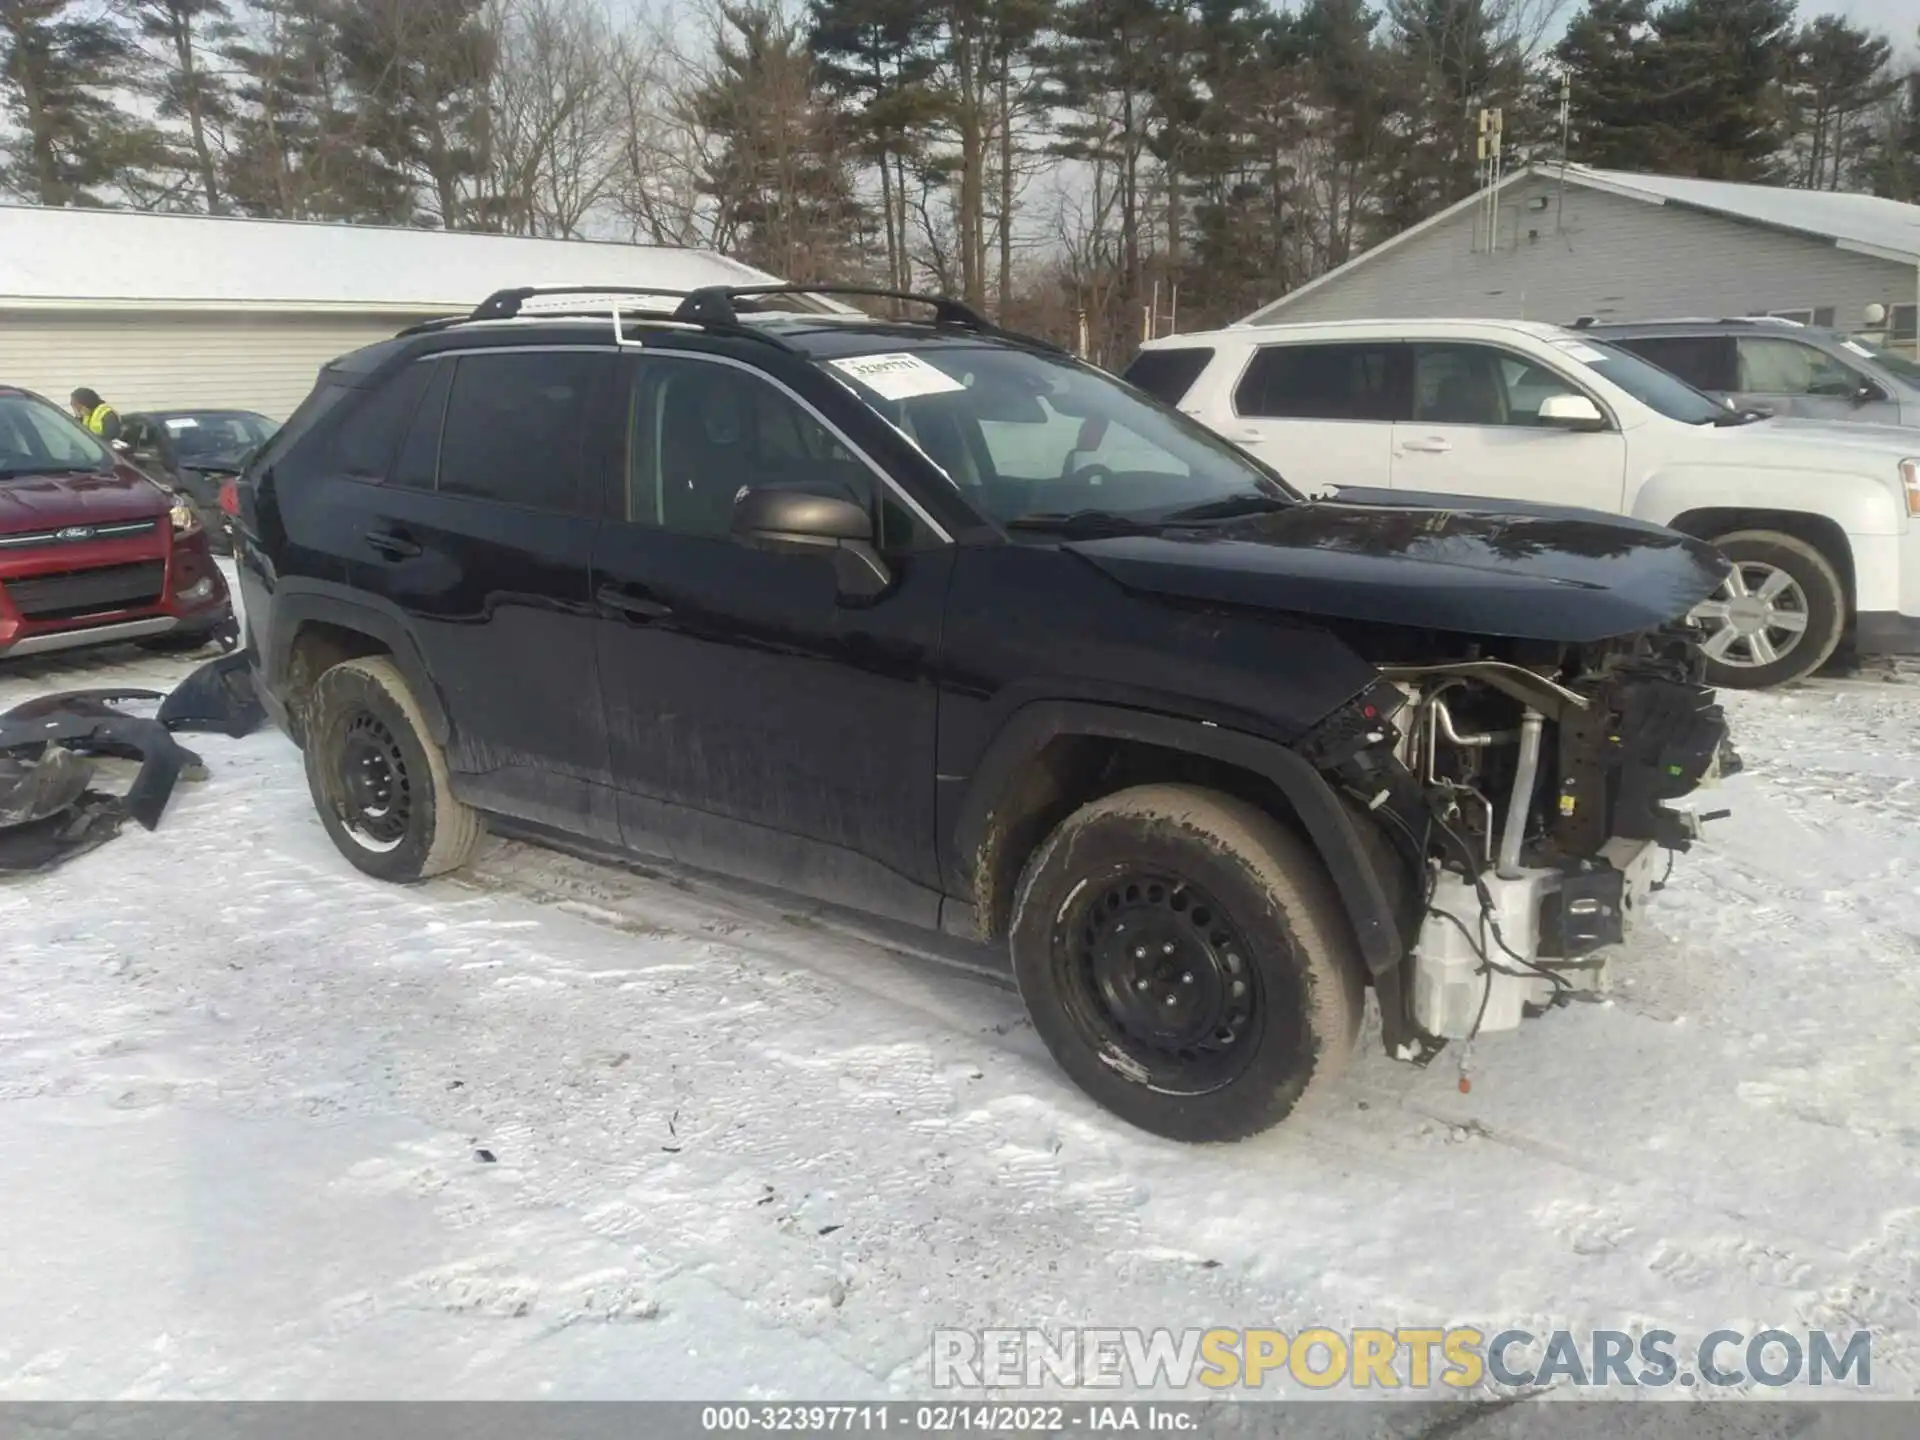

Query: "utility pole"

xmin=1477 ymin=107 xmax=1505 ymax=253
xmin=1556 ymin=70 xmax=1571 ymax=235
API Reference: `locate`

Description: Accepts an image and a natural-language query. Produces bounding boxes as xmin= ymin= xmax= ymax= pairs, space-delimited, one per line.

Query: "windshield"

xmin=1838 ymin=335 xmax=1920 ymax=385
xmin=0 ymin=393 xmax=115 ymax=478
xmin=1546 ymin=336 xmax=1732 ymax=425
xmin=162 ymin=411 xmax=277 ymax=460
xmin=822 ymin=344 xmax=1296 ymax=525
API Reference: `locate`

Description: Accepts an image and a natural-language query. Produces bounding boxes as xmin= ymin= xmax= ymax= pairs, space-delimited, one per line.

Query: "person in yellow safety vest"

xmin=69 ymin=388 xmax=122 ymax=445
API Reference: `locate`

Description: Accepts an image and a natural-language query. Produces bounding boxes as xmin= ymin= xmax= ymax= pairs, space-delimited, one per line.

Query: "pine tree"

xmin=1378 ymin=0 xmax=1527 ymax=236
xmin=1553 ymin=0 xmax=1667 ymax=172
xmin=1785 ymin=16 xmax=1895 ymax=191
xmin=222 ymin=0 xmax=403 ymax=221
xmin=124 ymin=0 xmax=240 ymax=213
xmin=1292 ymin=0 xmax=1396 ymax=267
xmin=334 ymin=0 xmax=498 ymax=228
xmin=685 ymin=2 xmax=859 ymax=281
xmin=1041 ymin=0 xmax=1191 ymax=325
xmin=0 ymin=1 xmax=146 ymax=206
xmin=1653 ymin=0 xmax=1798 ymax=180
xmin=1864 ymin=51 xmax=1920 ymax=201
xmin=807 ymin=0 xmax=942 ymax=290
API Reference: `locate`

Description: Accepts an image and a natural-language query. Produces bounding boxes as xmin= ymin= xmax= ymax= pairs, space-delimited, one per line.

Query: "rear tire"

xmin=1693 ymin=530 xmax=1844 ymax=690
xmin=304 ymin=656 xmax=483 ymax=882
xmin=1008 ymin=784 xmax=1364 ymax=1143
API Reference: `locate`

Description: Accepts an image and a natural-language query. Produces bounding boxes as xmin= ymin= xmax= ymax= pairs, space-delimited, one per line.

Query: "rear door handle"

xmin=364 ymin=528 xmax=422 ymax=559
xmin=596 ymin=582 xmax=672 ymax=621
xmin=1399 ymin=437 xmax=1452 ymax=454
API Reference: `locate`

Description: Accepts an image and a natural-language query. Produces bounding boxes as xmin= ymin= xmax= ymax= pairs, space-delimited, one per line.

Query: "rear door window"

xmin=1614 ymin=335 xmax=1736 ymax=392
xmin=335 ymin=363 xmax=433 ymax=479
xmin=1122 ymin=348 xmax=1214 ymax=405
xmin=438 ymin=350 xmax=598 ymax=513
xmin=1234 ymin=343 xmax=1407 ymax=421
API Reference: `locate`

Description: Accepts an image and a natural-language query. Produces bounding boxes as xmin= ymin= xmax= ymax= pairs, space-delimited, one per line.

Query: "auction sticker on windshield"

xmin=831 ymin=352 xmax=968 ymax=401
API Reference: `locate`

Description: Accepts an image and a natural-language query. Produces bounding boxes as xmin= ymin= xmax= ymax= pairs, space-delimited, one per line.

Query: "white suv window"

xmin=1736 ymin=337 xmax=1865 ymax=398
xmin=1234 ymin=342 xmax=1402 ymax=421
xmin=1411 ymin=344 xmax=1593 ymax=427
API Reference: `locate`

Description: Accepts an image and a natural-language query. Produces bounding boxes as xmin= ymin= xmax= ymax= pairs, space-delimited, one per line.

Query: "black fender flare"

xmin=950 ymin=699 xmax=1406 ymax=976
xmin=264 ymin=584 xmax=452 ymax=745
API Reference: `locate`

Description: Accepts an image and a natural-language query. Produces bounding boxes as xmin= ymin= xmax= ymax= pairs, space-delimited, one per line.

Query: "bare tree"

xmin=484 ymin=0 xmax=628 ymax=236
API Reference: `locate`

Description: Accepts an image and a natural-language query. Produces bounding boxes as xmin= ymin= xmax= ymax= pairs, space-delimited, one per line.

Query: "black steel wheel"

xmin=336 ymin=709 xmax=413 ymax=852
xmin=1010 ymin=784 xmax=1364 ymax=1143
xmin=1056 ymin=871 xmax=1264 ymax=1095
xmin=303 ymin=656 xmax=483 ymax=882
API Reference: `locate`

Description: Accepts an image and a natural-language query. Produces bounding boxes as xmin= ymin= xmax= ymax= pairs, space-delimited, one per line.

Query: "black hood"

xmin=1064 ymin=490 xmax=1729 ymax=644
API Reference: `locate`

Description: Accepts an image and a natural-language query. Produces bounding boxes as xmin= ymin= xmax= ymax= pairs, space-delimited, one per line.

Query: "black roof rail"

xmin=402 ymin=281 xmax=1063 ymax=355
xmin=470 ymin=284 xmax=695 ymax=321
xmin=674 ymin=284 xmax=994 ymax=331
xmin=394 ymin=283 xmax=800 ymax=353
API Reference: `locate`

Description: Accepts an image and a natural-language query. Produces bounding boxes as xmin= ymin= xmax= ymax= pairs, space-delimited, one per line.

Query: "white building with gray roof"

xmin=1241 ymin=165 xmax=1920 ymax=354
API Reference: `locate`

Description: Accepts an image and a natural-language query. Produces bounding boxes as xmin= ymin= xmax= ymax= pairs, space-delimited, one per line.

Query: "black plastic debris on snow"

xmin=0 ymin=651 xmax=267 ymax=875
xmin=157 ymin=650 xmax=266 ymax=739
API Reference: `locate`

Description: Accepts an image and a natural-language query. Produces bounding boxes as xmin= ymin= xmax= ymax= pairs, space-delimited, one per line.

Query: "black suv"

xmin=236 ymin=284 xmax=1733 ymax=1142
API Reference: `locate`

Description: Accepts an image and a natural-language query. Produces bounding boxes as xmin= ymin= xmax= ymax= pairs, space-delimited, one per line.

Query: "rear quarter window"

xmin=1122 ymin=347 xmax=1214 ymax=405
xmin=334 ymin=362 xmax=435 ymax=479
xmin=1234 ymin=342 xmax=1406 ymax=421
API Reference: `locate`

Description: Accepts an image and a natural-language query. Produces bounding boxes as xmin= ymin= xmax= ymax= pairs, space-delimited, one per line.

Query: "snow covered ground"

xmin=4 ymin=601 xmax=1919 ymax=1411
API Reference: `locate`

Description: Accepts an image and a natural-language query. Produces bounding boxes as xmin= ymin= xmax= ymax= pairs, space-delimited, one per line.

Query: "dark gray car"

xmin=1582 ymin=318 xmax=1920 ymax=427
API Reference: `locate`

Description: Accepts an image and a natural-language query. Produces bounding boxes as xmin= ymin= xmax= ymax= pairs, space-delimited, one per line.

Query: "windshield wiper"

xmin=1004 ymin=509 xmax=1161 ymax=537
xmin=0 ymin=464 xmax=110 ymax=479
xmin=1159 ymin=492 xmax=1292 ymax=523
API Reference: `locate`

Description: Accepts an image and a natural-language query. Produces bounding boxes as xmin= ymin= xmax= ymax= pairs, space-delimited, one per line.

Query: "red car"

xmin=0 ymin=386 xmax=234 ymax=661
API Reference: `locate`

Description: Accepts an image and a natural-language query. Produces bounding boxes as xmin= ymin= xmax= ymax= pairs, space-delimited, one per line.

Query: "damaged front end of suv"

xmin=1286 ymin=496 xmax=1735 ymax=1060
xmin=1063 ymin=488 xmax=1736 ymax=1070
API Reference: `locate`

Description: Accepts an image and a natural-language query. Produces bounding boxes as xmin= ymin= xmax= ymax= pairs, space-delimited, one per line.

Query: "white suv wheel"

xmin=1691 ymin=561 xmax=1811 ymax=669
xmin=1690 ymin=531 xmax=1846 ymax=689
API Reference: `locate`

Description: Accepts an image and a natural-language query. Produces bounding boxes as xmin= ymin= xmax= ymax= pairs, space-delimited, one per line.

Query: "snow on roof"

xmin=1573 ymin=166 xmax=1920 ymax=265
xmin=1241 ymin=164 xmax=1920 ymax=325
xmin=0 ymin=204 xmax=793 ymax=313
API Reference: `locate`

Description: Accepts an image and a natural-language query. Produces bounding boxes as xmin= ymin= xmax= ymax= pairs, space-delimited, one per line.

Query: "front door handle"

xmin=364 ymin=528 xmax=422 ymax=559
xmin=596 ymin=582 xmax=672 ymax=621
xmin=1399 ymin=437 xmax=1452 ymax=454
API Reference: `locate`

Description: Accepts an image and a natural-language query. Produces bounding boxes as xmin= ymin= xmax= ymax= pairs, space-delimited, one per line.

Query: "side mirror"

xmin=110 ymin=438 xmax=131 ymax=453
xmin=730 ymin=488 xmax=891 ymax=600
xmin=1853 ymin=383 xmax=1887 ymax=407
xmin=1537 ymin=393 xmax=1606 ymax=432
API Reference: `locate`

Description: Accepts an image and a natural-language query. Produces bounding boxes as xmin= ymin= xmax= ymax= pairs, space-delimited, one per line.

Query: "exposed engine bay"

xmin=1297 ymin=622 xmax=1735 ymax=1060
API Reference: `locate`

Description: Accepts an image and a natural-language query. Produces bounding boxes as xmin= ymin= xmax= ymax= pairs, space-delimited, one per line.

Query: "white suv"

xmin=1127 ymin=318 xmax=1920 ymax=689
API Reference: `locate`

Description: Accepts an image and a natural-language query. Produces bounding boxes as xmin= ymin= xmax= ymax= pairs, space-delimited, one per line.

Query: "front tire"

xmin=1009 ymin=784 xmax=1364 ymax=1143
xmin=1692 ymin=530 xmax=1845 ymax=689
xmin=304 ymin=656 xmax=483 ymax=882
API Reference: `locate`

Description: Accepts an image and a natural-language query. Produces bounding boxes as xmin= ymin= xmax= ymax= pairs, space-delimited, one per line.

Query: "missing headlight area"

xmin=1299 ymin=623 xmax=1735 ymax=1060
xmin=0 ymin=650 xmax=265 ymax=875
